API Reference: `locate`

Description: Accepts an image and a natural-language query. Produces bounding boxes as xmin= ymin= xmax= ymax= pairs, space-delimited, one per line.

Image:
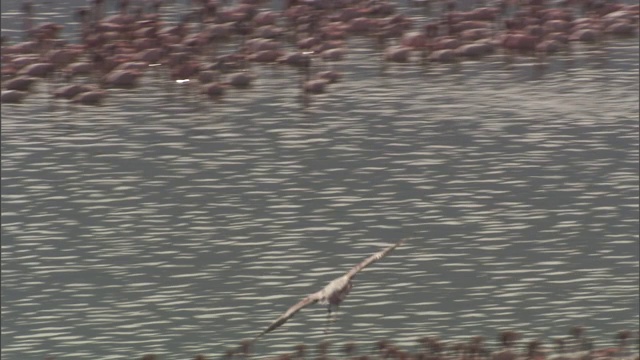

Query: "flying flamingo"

xmin=253 ymin=238 xmax=407 ymax=341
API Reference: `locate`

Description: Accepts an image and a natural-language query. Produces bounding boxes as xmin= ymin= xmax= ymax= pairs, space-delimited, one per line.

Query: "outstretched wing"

xmin=344 ymin=238 xmax=406 ymax=280
xmin=253 ymin=291 xmax=321 ymax=341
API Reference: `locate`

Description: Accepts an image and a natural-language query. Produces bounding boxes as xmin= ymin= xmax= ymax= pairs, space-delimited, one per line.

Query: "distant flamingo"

xmin=455 ymin=41 xmax=494 ymax=57
xmin=316 ymin=340 xmax=331 ymax=360
xmin=316 ymin=70 xmax=341 ymax=83
xmin=225 ymin=72 xmax=254 ymax=88
xmin=320 ymin=47 xmax=347 ymax=61
xmin=535 ymin=39 xmax=562 ymax=53
xmin=501 ymin=32 xmax=538 ymax=52
xmin=604 ymin=22 xmax=636 ymax=36
xmin=10 ymin=55 xmax=39 ymax=69
xmin=45 ymin=47 xmax=82 ymax=69
xmin=402 ymin=31 xmax=429 ymax=48
xmin=569 ymin=28 xmax=599 ymax=42
xmin=247 ymin=49 xmax=284 ymax=63
xmin=385 ymin=45 xmax=412 ymax=62
xmin=17 ymin=62 xmax=54 ymax=77
xmin=1 ymin=90 xmax=28 ymax=103
xmin=114 ymin=61 xmax=149 ymax=72
xmin=277 ymin=52 xmax=312 ymax=67
xmin=428 ymin=49 xmax=457 ymax=62
xmin=71 ymin=90 xmax=106 ymax=105
xmin=526 ymin=340 xmax=545 ymax=360
xmin=201 ymin=82 xmax=225 ymax=97
xmin=5 ymin=76 xmax=36 ymax=91
xmin=491 ymin=331 xmax=521 ymax=360
xmin=103 ymin=69 xmax=141 ymax=87
xmin=53 ymin=84 xmax=95 ymax=99
xmin=197 ymin=70 xmax=217 ymax=84
xmin=135 ymin=48 xmax=164 ymax=63
xmin=303 ymin=78 xmax=328 ymax=94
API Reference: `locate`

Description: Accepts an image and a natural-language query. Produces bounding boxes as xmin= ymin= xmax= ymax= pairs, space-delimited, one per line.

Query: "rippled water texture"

xmin=2 ymin=0 xmax=639 ymax=359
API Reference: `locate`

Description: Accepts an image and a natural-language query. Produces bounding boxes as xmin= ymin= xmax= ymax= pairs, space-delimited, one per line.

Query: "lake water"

xmin=1 ymin=0 xmax=639 ymax=359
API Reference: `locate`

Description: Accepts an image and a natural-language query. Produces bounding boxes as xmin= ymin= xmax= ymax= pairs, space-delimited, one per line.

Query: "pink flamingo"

xmin=114 ymin=61 xmax=149 ymax=72
xmin=1 ymin=64 xmax=18 ymax=79
xmin=342 ymin=342 xmax=358 ymax=358
xmin=53 ymin=84 xmax=95 ymax=99
xmin=491 ymin=331 xmax=521 ymax=360
xmin=247 ymin=49 xmax=284 ymax=63
xmin=431 ymin=36 xmax=462 ymax=51
xmin=1 ymin=90 xmax=28 ymax=103
xmin=501 ymin=32 xmax=538 ymax=52
xmin=402 ymin=31 xmax=429 ymax=48
xmin=320 ymin=47 xmax=347 ymax=61
xmin=545 ymin=32 xmax=570 ymax=44
xmin=45 ymin=47 xmax=83 ymax=69
xmin=297 ymin=36 xmax=322 ymax=50
xmin=568 ymin=28 xmax=599 ymax=42
xmin=384 ymin=46 xmax=412 ymax=62
xmin=201 ymin=82 xmax=225 ymax=97
xmin=4 ymin=76 xmax=36 ymax=91
xmin=543 ymin=19 xmax=572 ymax=34
xmin=526 ymin=340 xmax=545 ymax=360
xmin=103 ymin=69 xmax=141 ymax=87
xmin=316 ymin=340 xmax=331 ymax=360
xmin=197 ymin=70 xmax=217 ymax=84
xmin=71 ymin=90 xmax=106 ymax=105
xmin=254 ymin=25 xmax=285 ymax=39
xmin=455 ymin=41 xmax=494 ymax=58
xmin=428 ymin=49 xmax=457 ymax=62
xmin=316 ymin=70 xmax=341 ymax=83
xmin=451 ymin=20 xmax=492 ymax=34
xmin=246 ymin=38 xmax=281 ymax=53
xmin=314 ymin=40 xmax=346 ymax=53
xmin=17 ymin=62 xmax=55 ymax=77
xmin=277 ymin=52 xmax=312 ymax=67
xmin=225 ymin=72 xmax=254 ymax=88
xmin=252 ymin=238 xmax=406 ymax=341
xmin=459 ymin=28 xmax=493 ymax=42
xmin=347 ymin=17 xmax=379 ymax=34
xmin=2 ymin=40 xmax=38 ymax=55
xmin=203 ymin=23 xmax=232 ymax=42
xmin=604 ymin=22 xmax=636 ymax=36
xmin=303 ymin=78 xmax=328 ymax=94
xmin=535 ymin=39 xmax=561 ymax=53
xmin=11 ymin=55 xmax=40 ymax=69
xmin=135 ymin=48 xmax=164 ymax=63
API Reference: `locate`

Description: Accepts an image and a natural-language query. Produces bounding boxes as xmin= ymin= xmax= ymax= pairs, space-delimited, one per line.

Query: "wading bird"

xmin=253 ymin=238 xmax=407 ymax=341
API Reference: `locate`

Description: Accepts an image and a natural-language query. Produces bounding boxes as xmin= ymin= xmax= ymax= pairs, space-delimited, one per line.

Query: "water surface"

xmin=2 ymin=0 xmax=639 ymax=358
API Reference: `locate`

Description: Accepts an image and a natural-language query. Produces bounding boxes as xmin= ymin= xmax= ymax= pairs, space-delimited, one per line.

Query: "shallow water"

xmin=2 ymin=0 xmax=639 ymax=359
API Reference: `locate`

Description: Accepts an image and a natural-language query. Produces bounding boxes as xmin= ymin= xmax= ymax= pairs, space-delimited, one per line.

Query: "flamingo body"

xmin=253 ymin=238 xmax=407 ymax=341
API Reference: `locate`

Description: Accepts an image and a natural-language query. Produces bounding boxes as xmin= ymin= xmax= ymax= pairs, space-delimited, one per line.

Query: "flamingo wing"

xmin=253 ymin=291 xmax=321 ymax=341
xmin=344 ymin=238 xmax=406 ymax=280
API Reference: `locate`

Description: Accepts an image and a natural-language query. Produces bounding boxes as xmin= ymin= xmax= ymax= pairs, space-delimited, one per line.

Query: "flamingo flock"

xmin=125 ymin=327 xmax=640 ymax=360
xmin=1 ymin=0 xmax=638 ymax=105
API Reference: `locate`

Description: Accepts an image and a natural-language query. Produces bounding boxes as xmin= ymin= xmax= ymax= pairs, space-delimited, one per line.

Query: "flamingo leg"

xmin=324 ymin=306 xmax=333 ymax=334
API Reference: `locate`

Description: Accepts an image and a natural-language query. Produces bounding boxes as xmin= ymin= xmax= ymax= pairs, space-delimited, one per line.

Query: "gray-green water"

xmin=2 ymin=0 xmax=639 ymax=359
